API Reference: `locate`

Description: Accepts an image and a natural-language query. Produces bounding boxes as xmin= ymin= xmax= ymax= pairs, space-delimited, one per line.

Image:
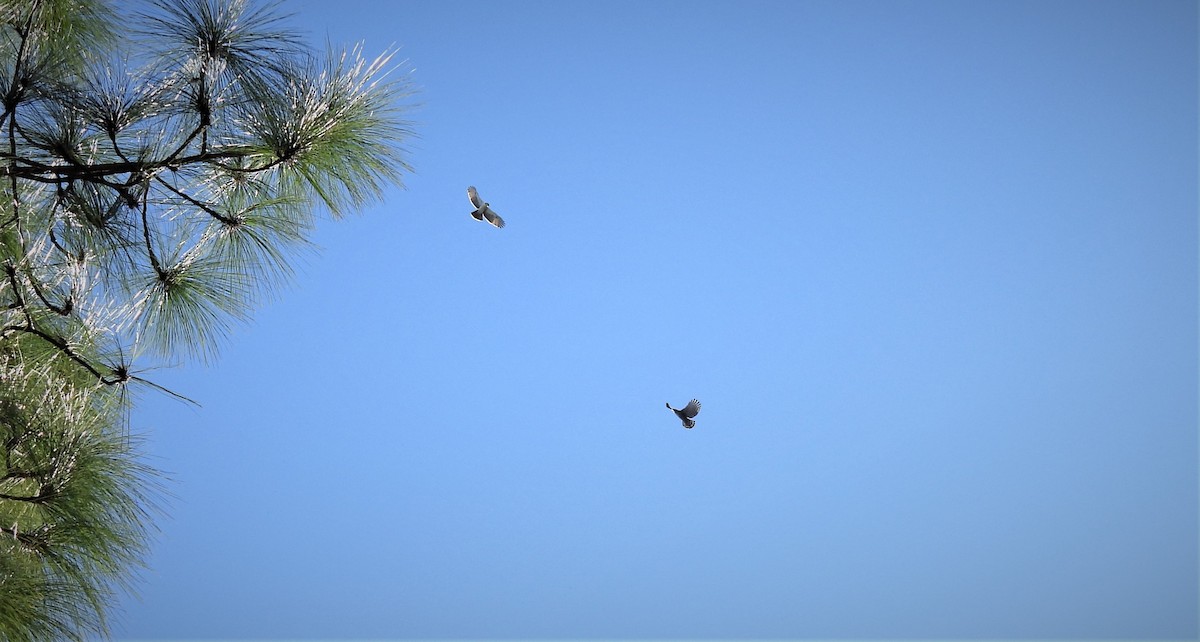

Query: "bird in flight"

xmin=666 ymin=399 xmax=701 ymax=429
xmin=466 ymin=186 xmax=505 ymax=228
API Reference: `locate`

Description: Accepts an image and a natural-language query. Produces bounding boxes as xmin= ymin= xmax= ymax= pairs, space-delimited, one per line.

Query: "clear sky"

xmin=113 ymin=0 xmax=1197 ymax=639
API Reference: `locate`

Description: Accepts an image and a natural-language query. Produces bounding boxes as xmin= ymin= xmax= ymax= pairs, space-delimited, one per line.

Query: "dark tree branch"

xmin=0 ymin=524 xmax=52 ymax=554
xmin=0 ymin=490 xmax=50 ymax=503
xmin=5 ymin=322 xmax=126 ymax=386
xmin=0 ymin=149 xmax=261 ymax=181
xmin=139 ymin=180 xmax=162 ymax=276
xmin=153 ymin=173 xmax=238 ymax=226
xmin=2 ymin=264 xmax=33 ymax=328
xmin=20 ymin=258 xmax=72 ymax=317
xmin=0 ymin=469 xmax=53 ymax=482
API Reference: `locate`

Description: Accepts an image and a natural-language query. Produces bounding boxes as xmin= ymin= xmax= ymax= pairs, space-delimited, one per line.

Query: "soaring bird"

xmin=466 ymin=186 xmax=505 ymax=228
xmin=666 ymin=399 xmax=701 ymax=429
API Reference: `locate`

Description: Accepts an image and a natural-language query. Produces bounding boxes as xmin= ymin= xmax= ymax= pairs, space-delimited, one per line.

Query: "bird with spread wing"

xmin=666 ymin=399 xmax=701 ymax=429
xmin=466 ymin=186 xmax=505 ymax=228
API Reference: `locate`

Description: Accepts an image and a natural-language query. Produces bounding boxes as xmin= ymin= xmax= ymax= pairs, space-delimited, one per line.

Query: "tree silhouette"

xmin=0 ymin=0 xmax=415 ymax=637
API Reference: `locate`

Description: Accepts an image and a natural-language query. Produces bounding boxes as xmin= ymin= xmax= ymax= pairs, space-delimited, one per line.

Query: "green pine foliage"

xmin=1 ymin=344 xmax=161 ymax=641
xmin=0 ymin=0 xmax=414 ymax=637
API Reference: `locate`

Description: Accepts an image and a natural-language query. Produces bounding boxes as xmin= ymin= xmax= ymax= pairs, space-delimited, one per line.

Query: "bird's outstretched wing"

xmin=467 ymin=186 xmax=505 ymax=227
xmin=667 ymin=399 xmax=701 ymax=428
xmin=467 ymin=186 xmax=484 ymax=209
xmin=482 ymin=207 xmax=505 ymax=228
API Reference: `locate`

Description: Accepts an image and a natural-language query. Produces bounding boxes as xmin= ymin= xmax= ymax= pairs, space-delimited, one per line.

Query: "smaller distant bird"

xmin=466 ymin=186 xmax=505 ymax=228
xmin=666 ymin=399 xmax=701 ymax=429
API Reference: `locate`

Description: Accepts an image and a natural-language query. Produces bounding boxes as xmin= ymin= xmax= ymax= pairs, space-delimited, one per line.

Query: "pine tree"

xmin=0 ymin=0 xmax=414 ymax=637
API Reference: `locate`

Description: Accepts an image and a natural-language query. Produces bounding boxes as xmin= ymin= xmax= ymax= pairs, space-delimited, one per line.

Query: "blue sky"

xmin=115 ymin=0 xmax=1197 ymax=639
